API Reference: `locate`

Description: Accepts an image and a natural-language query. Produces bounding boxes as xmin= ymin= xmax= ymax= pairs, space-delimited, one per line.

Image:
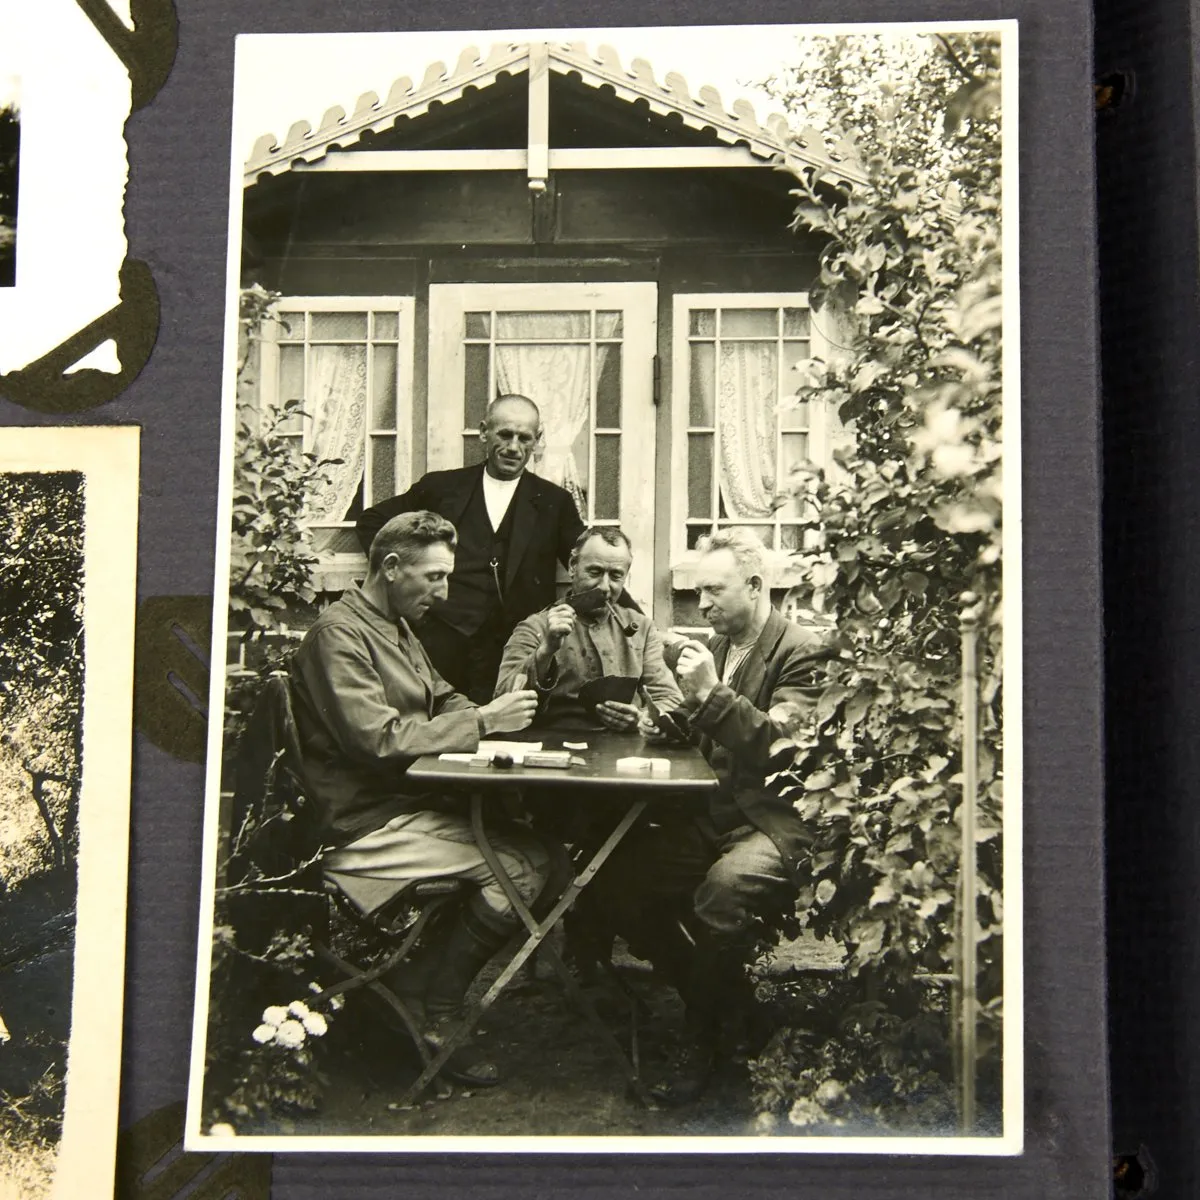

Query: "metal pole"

xmin=958 ymin=592 xmax=981 ymax=1133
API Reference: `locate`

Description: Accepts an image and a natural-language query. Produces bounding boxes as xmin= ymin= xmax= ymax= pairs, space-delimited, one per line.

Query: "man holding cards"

xmin=289 ymin=510 xmax=551 ymax=1088
xmin=493 ymin=526 xmax=685 ymax=730
xmin=584 ymin=527 xmax=832 ymax=1105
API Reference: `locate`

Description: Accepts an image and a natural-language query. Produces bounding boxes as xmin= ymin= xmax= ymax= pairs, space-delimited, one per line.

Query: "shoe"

xmin=647 ymin=1034 xmax=716 ymax=1106
xmin=419 ymin=1015 xmax=502 ymax=1088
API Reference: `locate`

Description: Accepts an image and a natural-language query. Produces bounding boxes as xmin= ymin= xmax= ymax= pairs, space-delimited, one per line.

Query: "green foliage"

xmin=0 ymin=472 xmax=84 ymax=885
xmin=750 ymin=31 xmax=1005 ymax=1131
xmin=229 ymin=286 xmax=339 ymax=636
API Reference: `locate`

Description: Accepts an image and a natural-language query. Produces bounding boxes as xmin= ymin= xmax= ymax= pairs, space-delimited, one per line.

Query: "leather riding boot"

xmin=419 ymin=907 xmax=515 ymax=1088
xmin=649 ymin=931 xmax=753 ymax=1106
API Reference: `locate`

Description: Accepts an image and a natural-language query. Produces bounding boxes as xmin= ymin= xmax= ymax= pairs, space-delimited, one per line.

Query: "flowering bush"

xmin=748 ymin=31 xmax=1005 ymax=1133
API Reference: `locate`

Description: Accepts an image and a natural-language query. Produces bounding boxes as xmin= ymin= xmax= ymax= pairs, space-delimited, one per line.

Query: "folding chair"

xmin=229 ymin=674 xmax=468 ymax=1080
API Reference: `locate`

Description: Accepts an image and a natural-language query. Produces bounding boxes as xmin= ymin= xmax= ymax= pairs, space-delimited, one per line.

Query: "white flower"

xmin=251 ymin=1024 xmax=276 ymax=1044
xmin=287 ymin=1000 xmax=311 ymax=1019
xmin=301 ymin=1011 xmax=328 ymax=1037
xmin=329 ymin=995 xmax=344 ymax=1011
xmin=308 ymin=981 xmax=322 ymax=995
xmin=261 ymin=1005 xmax=288 ymax=1027
xmin=209 ymin=1123 xmax=237 ymax=1138
xmin=274 ymin=1019 xmax=306 ymax=1049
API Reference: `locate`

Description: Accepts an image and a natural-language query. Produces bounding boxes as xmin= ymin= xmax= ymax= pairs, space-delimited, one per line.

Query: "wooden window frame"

xmin=257 ymin=296 xmax=415 ymax=588
xmin=669 ymin=292 xmax=833 ymax=591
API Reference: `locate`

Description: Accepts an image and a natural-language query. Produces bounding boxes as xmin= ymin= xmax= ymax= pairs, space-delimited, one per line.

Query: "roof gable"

xmin=244 ymin=41 xmax=866 ymax=189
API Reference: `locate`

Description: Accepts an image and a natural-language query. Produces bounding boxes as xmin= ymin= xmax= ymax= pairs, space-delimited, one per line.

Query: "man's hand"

xmin=536 ymin=603 xmax=577 ymax=673
xmin=637 ymin=710 xmax=668 ymax=742
xmin=596 ymin=700 xmax=639 ymax=731
xmin=478 ymin=689 xmax=539 ymax=735
xmin=676 ymin=640 xmax=720 ymax=710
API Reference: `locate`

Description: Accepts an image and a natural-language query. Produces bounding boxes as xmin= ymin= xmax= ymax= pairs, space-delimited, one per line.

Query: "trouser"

xmin=579 ymin=817 xmax=794 ymax=1025
xmin=323 ymin=808 xmax=554 ymax=934
xmin=413 ymin=614 xmax=510 ymax=705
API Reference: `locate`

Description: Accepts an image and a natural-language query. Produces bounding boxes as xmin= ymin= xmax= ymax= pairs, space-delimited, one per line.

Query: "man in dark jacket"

xmin=585 ymin=527 xmax=829 ymax=1104
xmin=356 ymin=395 xmax=585 ymax=703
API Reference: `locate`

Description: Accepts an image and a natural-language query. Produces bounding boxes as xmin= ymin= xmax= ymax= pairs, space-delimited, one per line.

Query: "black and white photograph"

xmin=0 ymin=427 xmax=139 ymax=1198
xmin=0 ymin=70 xmax=17 ymax=290
xmin=0 ymin=1 xmax=131 ymax=374
xmin=188 ymin=22 xmax=1019 ymax=1152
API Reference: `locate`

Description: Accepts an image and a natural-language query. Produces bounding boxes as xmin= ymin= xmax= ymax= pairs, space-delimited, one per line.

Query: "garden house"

xmin=240 ymin=41 xmax=867 ymax=627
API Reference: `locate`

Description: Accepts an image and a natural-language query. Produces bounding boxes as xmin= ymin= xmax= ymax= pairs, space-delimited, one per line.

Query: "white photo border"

xmin=186 ymin=18 xmax=1022 ymax=1156
xmin=1 ymin=426 xmax=140 ymax=1198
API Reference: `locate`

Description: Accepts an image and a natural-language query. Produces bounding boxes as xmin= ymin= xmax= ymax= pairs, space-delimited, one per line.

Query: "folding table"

xmin=397 ymin=730 xmax=718 ymax=1108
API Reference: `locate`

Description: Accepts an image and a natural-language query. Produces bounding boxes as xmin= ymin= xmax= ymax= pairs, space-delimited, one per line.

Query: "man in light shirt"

xmin=356 ymin=395 xmax=585 ymax=703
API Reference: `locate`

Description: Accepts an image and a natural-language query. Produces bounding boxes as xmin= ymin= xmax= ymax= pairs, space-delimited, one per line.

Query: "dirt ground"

xmin=261 ymin=933 xmax=844 ymax=1140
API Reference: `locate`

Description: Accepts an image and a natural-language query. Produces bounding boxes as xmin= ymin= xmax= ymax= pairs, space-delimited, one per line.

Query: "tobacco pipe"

xmin=605 ymin=599 xmax=638 ymax=637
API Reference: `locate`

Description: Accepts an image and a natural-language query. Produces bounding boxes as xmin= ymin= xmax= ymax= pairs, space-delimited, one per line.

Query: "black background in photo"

xmin=0 ymin=93 xmax=17 ymax=288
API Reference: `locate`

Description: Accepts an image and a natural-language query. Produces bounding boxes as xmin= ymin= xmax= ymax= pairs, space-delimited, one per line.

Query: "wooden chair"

xmin=228 ymin=674 xmax=465 ymax=1074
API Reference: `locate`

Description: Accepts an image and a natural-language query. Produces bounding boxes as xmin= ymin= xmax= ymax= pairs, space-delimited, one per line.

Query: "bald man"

xmin=357 ymin=395 xmax=586 ymax=703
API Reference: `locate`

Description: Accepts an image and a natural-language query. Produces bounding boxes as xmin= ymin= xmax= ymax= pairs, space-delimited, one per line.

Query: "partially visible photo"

xmin=0 ymin=428 xmax=139 ymax=1200
xmin=0 ymin=471 xmax=84 ymax=1198
xmin=0 ymin=73 xmax=17 ymax=288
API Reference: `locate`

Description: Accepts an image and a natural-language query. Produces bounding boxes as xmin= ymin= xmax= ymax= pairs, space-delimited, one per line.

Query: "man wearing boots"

xmin=289 ymin=510 xmax=553 ymax=1088
xmin=583 ymin=527 xmax=831 ymax=1104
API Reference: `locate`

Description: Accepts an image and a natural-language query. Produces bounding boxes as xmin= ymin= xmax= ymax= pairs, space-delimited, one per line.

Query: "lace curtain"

xmin=691 ymin=340 xmax=779 ymax=518
xmin=494 ymin=312 xmax=621 ymax=518
xmin=305 ymin=344 xmax=368 ymax=554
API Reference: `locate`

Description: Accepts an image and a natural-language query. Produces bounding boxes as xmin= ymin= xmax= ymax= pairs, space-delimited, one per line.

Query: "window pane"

xmin=777 ymin=433 xmax=812 ymax=517
xmin=596 ymin=345 xmax=621 ymax=427
xmin=370 ymin=436 xmax=396 ymax=503
xmin=371 ymin=344 xmax=397 ymax=428
xmin=593 ymin=436 xmax=620 ymax=520
xmin=465 ymin=312 xmax=490 ymax=338
xmin=278 ymin=312 xmax=304 ymax=340
xmin=688 ymin=433 xmax=713 ymax=519
xmin=780 ymin=397 xmax=810 ymax=431
xmin=780 ymin=525 xmax=805 ymax=552
xmin=495 ymin=311 xmax=589 ymax=339
xmin=689 ymin=309 xmax=715 ymax=337
xmin=721 ymin=523 xmax=773 ymax=547
xmin=462 ymin=436 xmax=486 ymax=467
xmin=277 ymin=345 xmax=305 ymax=431
xmin=689 ymin=342 xmax=715 ymax=425
xmin=782 ymin=341 xmax=813 ymax=421
xmin=596 ymin=311 xmax=623 ymax=338
xmin=671 ymin=591 xmax=703 ymax=627
xmin=311 ymin=527 xmax=363 ymax=556
xmin=686 ymin=523 xmax=711 ymax=550
xmin=372 ymin=311 xmax=399 ymax=340
xmin=465 ymin=344 xmax=491 ymax=429
xmin=310 ymin=312 xmax=368 ymax=340
xmin=721 ymin=308 xmax=778 ymax=337
xmin=783 ymin=307 xmax=811 ymax=337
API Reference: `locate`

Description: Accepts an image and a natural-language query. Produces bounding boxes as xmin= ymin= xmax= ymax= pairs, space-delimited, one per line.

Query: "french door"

xmin=428 ymin=282 xmax=658 ymax=602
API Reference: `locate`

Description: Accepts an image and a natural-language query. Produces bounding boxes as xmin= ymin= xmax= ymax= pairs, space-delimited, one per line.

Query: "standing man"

xmin=356 ymin=395 xmax=585 ymax=704
xmin=290 ymin=511 xmax=549 ymax=1087
xmin=583 ymin=527 xmax=832 ymax=1105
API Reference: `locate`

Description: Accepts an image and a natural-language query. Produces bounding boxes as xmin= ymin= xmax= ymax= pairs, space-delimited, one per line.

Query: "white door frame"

xmin=428 ymin=281 xmax=659 ymax=606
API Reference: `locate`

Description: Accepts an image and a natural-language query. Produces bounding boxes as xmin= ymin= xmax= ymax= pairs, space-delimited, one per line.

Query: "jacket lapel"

xmin=731 ymin=610 xmax=787 ymax=704
xmin=503 ymin=472 xmax=540 ymax=594
xmin=442 ymin=465 xmax=484 ymax=530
